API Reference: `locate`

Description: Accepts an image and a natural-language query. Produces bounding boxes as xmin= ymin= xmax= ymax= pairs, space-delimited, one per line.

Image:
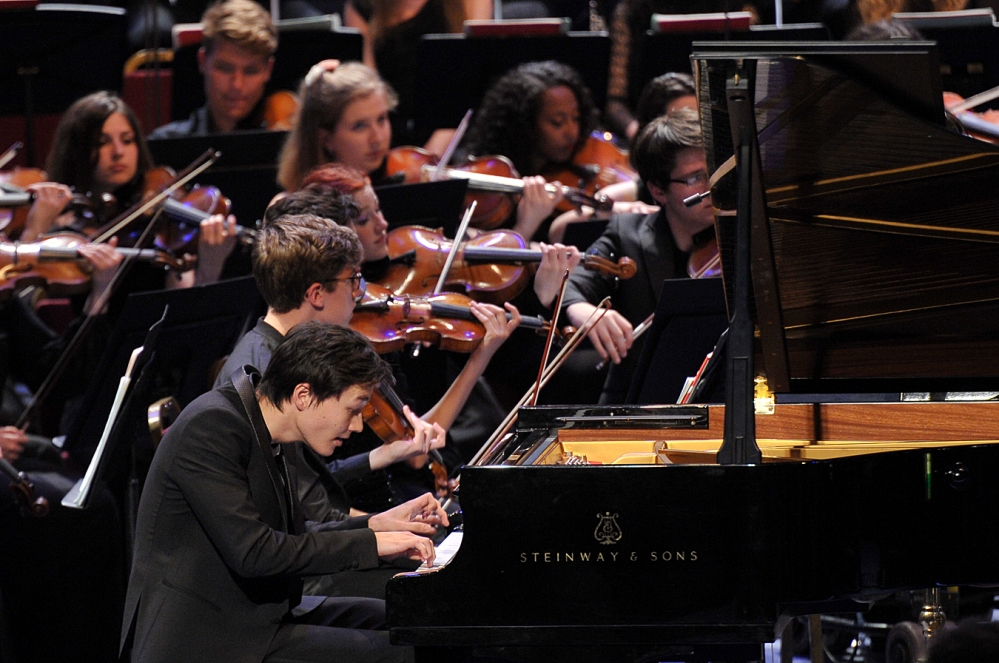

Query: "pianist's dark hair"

xmin=630 ymin=107 xmax=703 ymax=190
xmin=462 ymin=60 xmax=598 ymax=175
xmin=259 ymin=322 xmax=392 ymax=406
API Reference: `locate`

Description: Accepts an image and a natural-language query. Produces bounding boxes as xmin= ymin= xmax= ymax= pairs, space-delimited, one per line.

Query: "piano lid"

xmin=692 ymin=41 xmax=999 ymax=395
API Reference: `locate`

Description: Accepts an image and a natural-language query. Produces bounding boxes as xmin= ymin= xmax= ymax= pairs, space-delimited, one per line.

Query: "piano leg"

xmin=808 ymin=615 xmax=823 ymax=663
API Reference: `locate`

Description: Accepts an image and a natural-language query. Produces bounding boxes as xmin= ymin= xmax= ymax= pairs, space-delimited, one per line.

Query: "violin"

xmin=0 ymin=456 xmax=49 ymax=517
xmin=351 ymin=283 xmax=554 ymax=354
xmin=377 ymin=225 xmax=636 ymax=305
xmin=87 ymin=154 xmax=236 ymax=261
xmin=363 ymin=381 xmax=451 ymax=499
xmin=0 ymin=167 xmax=47 ymax=238
xmin=263 ymin=90 xmax=299 ymax=131
xmin=422 ymin=158 xmax=614 ymax=230
xmin=687 ymin=228 xmax=721 ymax=279
xmin=385 ymin=147 xmax=614 ymax=229
xmin=541 ymin=131 xmax=639 ymax=213
xmin=0 ymin=233 xmax=192 ymax=299
xmin=944 ymin=91 xmax=999 ymax=145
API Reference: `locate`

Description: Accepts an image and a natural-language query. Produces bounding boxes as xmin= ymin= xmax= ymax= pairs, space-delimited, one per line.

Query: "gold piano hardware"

xmin=529 ymin=401 xmax=999 ymax=466
xmin=557 ymin=451 xmax=588 ymax=465
xmin=754 ymin=374 xmax=774 ymax=415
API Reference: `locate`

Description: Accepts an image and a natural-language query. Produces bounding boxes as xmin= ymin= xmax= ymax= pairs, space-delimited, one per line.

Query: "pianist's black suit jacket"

xmin=561 ymin=210 xmax=685 ymax=403
xmin=120 ymin=381 xmax=380 ymax=663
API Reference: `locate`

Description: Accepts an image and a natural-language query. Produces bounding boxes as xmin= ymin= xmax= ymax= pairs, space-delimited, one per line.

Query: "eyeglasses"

xmin=330 ymin=271 xmax=366 ymax=295
xmin=668 ymin=172 xmax=710 ymax=187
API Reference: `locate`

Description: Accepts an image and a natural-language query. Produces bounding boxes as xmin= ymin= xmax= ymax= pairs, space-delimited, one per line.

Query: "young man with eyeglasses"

xmin=560 ymin=108 xmax=716 ymax=403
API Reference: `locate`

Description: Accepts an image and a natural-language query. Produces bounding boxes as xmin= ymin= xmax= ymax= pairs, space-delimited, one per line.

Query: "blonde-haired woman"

xmin=277 ymin=60 xmax=400 ymax=191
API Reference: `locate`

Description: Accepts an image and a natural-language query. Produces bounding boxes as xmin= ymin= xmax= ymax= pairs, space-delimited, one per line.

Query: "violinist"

xmin=212 ymin=207 xmax=508 ymax=599
xmin=261 ymin=177 xmax=529 ymax=494
xmin=460 ymin=60 xmax=599 ymax=242
xmin=547 ymin=71 xmax=697 ymax=243
xmin=277 ymin=61 xmax=399 ymax=191
xmin=298 ymin=164 xmax=581 ymax=452
xmin=25 ymin=91 xmax=237 ymax=288
xmin=148 ymin=0 xmax=278 ymax=138
xmin=561 ymin=108 xmax=715 ymax=404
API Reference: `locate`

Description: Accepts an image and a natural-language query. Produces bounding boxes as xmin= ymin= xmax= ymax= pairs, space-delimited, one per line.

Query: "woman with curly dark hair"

xmin=461 ymin=60 xmax=600 ymax=241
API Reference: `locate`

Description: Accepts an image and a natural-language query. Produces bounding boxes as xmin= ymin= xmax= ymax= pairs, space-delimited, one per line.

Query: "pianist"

xmin=560 ymin=108 xmax=716 ymax=403
xmin=120 ymin=323 xmax=445 ymax=663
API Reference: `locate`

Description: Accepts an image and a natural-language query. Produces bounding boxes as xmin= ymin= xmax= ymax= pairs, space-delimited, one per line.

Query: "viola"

xmin=0 ymin=232 xmax=192 ymax=299
xmin=351 ymin=283 xmax=553 ymax=354
xmin=363 ymin=381 xmax=451 ymax=499
xmin=541 ymin=131 xmax=639 ymax=212
xmin=377 ymin=225 xmax=636 ymax=305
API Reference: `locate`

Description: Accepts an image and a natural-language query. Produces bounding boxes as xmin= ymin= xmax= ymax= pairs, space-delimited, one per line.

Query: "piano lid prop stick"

xmin=531 ymin=269 xmax=570 ymax=406
xmin=467 ymin=298 xmax=612 ymax=467
xmin=595 ymin=312 xmax=654 ymax=371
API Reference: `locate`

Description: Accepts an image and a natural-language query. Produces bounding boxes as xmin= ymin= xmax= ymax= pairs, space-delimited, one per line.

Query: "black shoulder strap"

xmin=232 ymin=366 xmax=290 ymax=532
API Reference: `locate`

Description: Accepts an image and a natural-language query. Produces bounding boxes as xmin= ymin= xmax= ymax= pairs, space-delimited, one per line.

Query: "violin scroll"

xmin=1 ymin=457 xmax=49 ymax=517
xmin=581 ymin=253 xmax=636 ymax=279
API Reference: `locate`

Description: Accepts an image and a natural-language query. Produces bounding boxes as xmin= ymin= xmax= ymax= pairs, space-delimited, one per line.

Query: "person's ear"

xmin=305 ymin=282 xmax=326 ymax=309
xmin=263 ymin=56 xmax=275 ymax=83
xmin=197 ymin=47 xmax=207 ymax=75
xmin=292 ymin=383 xmax=314 ymax=411
xmin=647 ymin=182 xmax=668 ymax=205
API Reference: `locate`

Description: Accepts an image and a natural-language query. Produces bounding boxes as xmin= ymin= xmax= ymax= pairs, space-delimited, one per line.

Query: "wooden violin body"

xmin=542 ymin=131 xmax=638 ymax=212
xmin=351 ymin=282 xmax=552 ymax=354
xmin=377 ymin=225 xmax=637 ymax=305
xmin=0 ymin=232 xmax=190 ymax=300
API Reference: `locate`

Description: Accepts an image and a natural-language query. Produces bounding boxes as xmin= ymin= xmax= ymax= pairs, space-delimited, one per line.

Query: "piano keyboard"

xmin=419 ymin=531 xmax=463 ymax=570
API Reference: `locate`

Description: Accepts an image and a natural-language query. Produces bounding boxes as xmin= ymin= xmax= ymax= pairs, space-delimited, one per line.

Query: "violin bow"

xmin=531 ymin=269 xmax=570 ymax=406
xmin=0 ymin=142 xmax=22 ymax=170
xmin=430 ymin=109 xmax=473 ymax=181
xmin=467 ymin=297 xmax=612 ymax=467
xmin=432 ymin=200 xmax=476 ymax=295
xmin=14 ymin=198 xmax=165 ymax=431
xmin=88 ymin=150 xmax=219 ymax=244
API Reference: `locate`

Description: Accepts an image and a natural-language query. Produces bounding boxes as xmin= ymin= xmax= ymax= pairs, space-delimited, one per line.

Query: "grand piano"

xmin=386 ymin=42 xmax=999 ymax=662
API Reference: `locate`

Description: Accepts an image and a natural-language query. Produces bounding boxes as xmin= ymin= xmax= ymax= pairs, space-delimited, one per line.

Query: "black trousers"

xmin=266 ymin=596 xmax=414 ymax=663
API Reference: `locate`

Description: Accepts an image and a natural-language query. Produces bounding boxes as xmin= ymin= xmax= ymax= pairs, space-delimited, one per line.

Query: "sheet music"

xmin=419 ymin=531 xmax=463 ymax=570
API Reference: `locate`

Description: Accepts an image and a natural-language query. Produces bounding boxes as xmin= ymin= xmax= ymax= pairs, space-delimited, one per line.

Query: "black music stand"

xmin=0 ymin=5 xmax=128 ymax=166
xmin=376 ymin=179 xmax=468 ymax=235
xmin=560 ymin=218 xmax=608 ymax=252
xmin=148 ymin=129 xmax=288 ymax=223
xmin=625 ymin=277 xmax=728 ymax=405
xmin=412 ymin=32 xmax=610 ymax=142
xmin=61 ymin=309 xmax=166 ymax=554
xmin=169 ymin=30 xmax=363 ymax=121
xmin=904 ymin=19 xmax=999 ymax=106
xmin=60 ymin=275 xmax=262 ymax=477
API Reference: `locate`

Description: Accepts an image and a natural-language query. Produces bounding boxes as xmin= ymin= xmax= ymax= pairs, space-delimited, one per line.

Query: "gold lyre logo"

xmin=594 ymin=512 xmax=622 ymax=545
